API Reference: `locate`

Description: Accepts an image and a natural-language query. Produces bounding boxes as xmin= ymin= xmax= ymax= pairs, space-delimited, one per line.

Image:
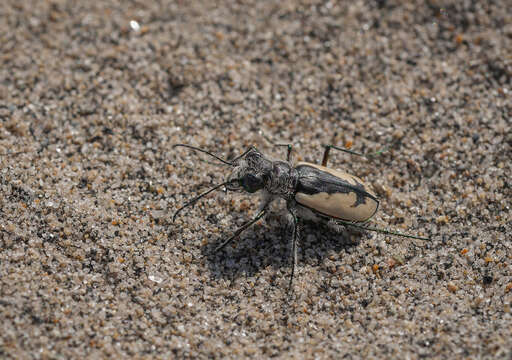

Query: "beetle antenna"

xmin=173 ymin=180 xmax=233 ymax=221
xmin=173 ymin=144 xmax=235 ymax=166
xmin=337 ymin=220 xmax=430 ymax=241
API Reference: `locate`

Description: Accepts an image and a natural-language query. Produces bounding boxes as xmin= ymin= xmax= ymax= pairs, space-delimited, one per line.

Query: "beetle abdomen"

xmin=294 ymin=162 xmax=379 ymax=222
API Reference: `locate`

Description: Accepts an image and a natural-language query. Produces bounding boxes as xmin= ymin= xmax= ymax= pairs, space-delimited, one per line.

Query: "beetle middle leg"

xmin=259 ymin=131 xmax=293 ymax=162
xmin=286 ymin=201 xmax=299 ymax=290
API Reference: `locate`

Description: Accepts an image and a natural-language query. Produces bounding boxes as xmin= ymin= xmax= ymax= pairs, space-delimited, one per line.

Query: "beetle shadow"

xmin=201 ymin=213 xmax=361 ymax=285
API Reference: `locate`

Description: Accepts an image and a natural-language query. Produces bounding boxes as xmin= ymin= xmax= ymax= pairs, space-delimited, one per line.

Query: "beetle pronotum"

xmin=173 ymin=141 xmax=429 ymax=288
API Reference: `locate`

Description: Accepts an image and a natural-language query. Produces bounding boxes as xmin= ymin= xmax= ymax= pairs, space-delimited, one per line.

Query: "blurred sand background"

xmin=1 ymin=0 xmax=511 ymax=358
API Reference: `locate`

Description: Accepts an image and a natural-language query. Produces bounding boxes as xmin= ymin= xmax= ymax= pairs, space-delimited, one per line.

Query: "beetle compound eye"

xmin=223 ymin=177 xmax=241 ymax=191
xmin=241 ymin=174 xmax=264 ymax=193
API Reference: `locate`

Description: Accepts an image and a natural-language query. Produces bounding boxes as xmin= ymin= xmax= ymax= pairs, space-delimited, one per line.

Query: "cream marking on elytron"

xmin=294 ymin=162 xmax=379 ymax=222
xmin=173 ymin=140 xmax=429 ymax=290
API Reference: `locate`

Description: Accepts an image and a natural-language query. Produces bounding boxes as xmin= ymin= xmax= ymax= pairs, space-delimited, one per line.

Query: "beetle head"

xmin=172 ymin=144 xmax=273 ymax=222
xmin=225 ymin=148 xmax=271 ymax=193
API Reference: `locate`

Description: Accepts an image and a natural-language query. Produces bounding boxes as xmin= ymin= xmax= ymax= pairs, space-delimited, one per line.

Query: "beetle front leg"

xmin=211 ymin=208 xmax=267 ymax=254
xmin=211 ymin=193 xmax=274 ymax=254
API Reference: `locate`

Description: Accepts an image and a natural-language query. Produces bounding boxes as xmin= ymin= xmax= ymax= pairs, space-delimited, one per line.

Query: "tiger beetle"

xmin=173 ymin=139 xmax=429 ymax=289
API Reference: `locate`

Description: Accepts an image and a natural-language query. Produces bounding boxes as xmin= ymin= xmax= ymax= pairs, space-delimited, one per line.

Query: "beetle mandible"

xmin=173 ymin=140 xmax=429 ymax=288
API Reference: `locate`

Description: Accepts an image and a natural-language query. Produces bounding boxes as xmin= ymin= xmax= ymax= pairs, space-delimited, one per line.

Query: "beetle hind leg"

xmin=327 ymin=219 xmax=350 ymax=237
xmin=327 ymin=219 xmax=361 ymax=245
xmin=334 ymin=219 xmax=430 ymax=241
xmin=321 ymin=144 xmax=387 ymax=167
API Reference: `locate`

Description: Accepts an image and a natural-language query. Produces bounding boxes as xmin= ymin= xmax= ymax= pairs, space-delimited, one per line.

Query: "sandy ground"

xmin=1 ymin=0 xmax=511 ymax=358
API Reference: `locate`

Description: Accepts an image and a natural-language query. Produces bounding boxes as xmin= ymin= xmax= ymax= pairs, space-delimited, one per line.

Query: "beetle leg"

xmin=285 ymin=145 xmax=292 ymax=162
xmin=173 ymin=180 xmax=234 ymax=221
xmin=327 ymin=218 xmax=351 ymax=238
xmin=321 ymin=144 xmax=387 ymax=166
xmin=286 ymin=202 xmax=299 ymax=290
xmin=211 ymin=193 xmax=274 ymax=254
xmin=259 ymin=131 xmax=293 ymax=162
xmin=335 ymin=219 xmax=430 ymax=241
xmin=211 ymin=208 xmax=267 ymax=254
